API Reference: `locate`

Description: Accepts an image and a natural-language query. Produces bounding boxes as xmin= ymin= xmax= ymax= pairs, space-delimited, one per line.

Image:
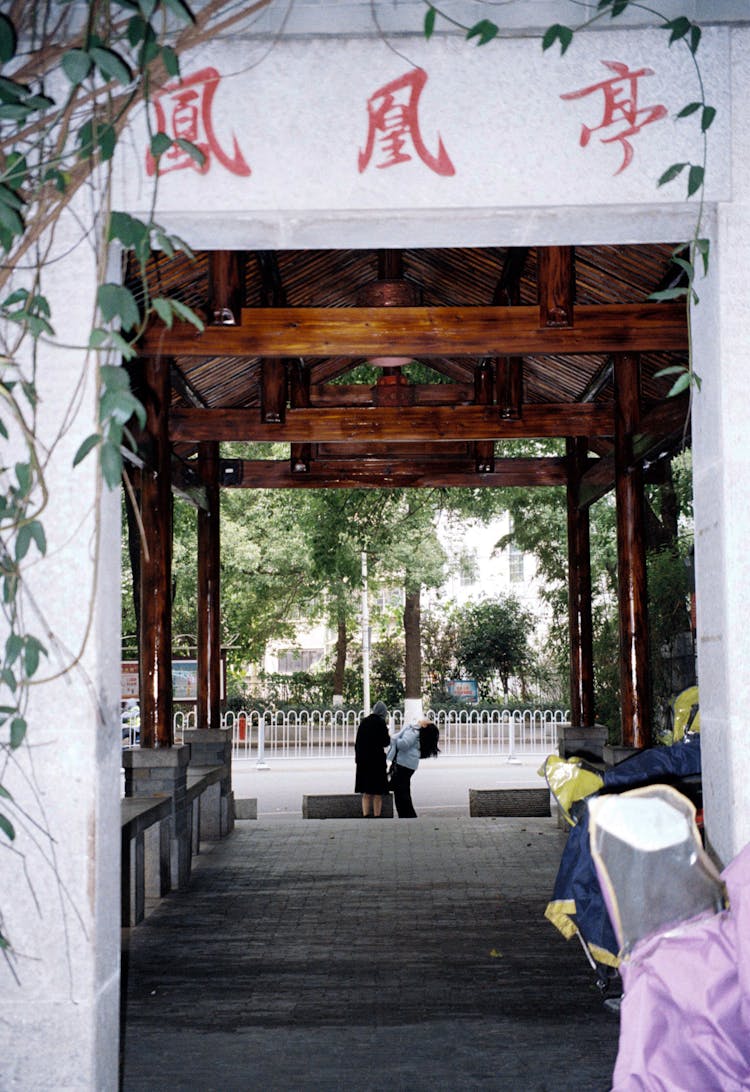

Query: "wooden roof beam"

xmin=170 ymin=403 xmax=611 ymax=444
xmin=140 ymin=302 xmax=688 ymax=358
xmin=219 ymin=456 xmax=568 ymax=490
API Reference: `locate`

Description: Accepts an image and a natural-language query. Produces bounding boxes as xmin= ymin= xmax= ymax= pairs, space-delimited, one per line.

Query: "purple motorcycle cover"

xmin=609 ymin=831 xmax=750 ymax=1089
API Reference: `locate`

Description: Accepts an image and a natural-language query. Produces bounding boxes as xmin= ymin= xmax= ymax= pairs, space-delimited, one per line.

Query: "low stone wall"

xmin=234 ymin=798 xmax=258 ymax=820
xmin=302 ymin=793 xmax=395 ymax=819
xmin=469 ymin=788 xmax=551 ymax=818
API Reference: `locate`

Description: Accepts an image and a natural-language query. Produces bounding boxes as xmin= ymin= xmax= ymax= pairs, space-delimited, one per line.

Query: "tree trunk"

xmin=332 ymin=614 xmax=347 ymax=706
xmin=404 ymin=587 xmax=422 ymax=701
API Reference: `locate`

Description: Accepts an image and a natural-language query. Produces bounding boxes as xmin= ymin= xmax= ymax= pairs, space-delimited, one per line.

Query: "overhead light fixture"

xmin=357 ymin=276 xmax=418 ymax=369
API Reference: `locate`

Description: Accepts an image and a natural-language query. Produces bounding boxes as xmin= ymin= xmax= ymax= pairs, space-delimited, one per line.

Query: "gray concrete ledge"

xmin=469 ymin=788 xmax=551 ymax=818
xmin=302 ymin=793 xmax=394 ymax=819
xmin=234 ymin=798 xmax=258 ymax=820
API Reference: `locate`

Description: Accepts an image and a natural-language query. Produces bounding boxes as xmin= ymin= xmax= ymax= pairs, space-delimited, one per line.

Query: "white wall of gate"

xmin=168 ymin=708 xmax=568 ymax=759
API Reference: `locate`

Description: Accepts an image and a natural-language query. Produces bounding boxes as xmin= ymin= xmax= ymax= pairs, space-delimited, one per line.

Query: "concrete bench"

xmin=469 ymin=788 xmax=551 ymax=818
xmin=302 ymin=793 xmax=394 ymax=819
xmin=122 ymin=764 xmax=227 ymax=927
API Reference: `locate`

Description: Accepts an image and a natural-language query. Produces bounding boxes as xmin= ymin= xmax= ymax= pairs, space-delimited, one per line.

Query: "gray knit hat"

xmin=372 ymin=701 xmax=388 ymax=717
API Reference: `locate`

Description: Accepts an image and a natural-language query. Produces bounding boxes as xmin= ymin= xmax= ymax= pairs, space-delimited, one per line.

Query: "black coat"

xmin=354 ymin=713 xmax=390 ymax=794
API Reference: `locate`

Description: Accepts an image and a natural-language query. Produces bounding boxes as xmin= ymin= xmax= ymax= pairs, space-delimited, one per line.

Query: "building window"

xmin=509 ymin=543 xmax=524 ymax=584
xmin=277 ymin=649 xmax=323 ymax=674
xmin=459 ymin=551 xmax=479 ymax=586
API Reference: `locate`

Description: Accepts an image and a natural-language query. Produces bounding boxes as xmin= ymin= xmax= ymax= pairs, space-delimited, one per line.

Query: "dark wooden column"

xmin=208 ymin=251 xmax=246 ymax=325
xmin=474 ymin=362 xmax=494 ymax=472
xmin=196 ymin=441 xmax=221 ymax=730
xmin=566 ymin=437 xmax=595 ymax=728
xmin=614 ymin=351 xmax=650 ymax=748
xmin=538 ymin=246 xmax=575 ymax=327
xmin=139 ymin=355 xmax=174 ymax=749
xmin=290 ymin=360 xmax=311 ymax=472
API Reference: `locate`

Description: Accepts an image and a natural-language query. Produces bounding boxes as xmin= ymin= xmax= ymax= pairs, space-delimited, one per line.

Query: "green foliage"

xmin=371 ymin=635 xmax=405 ymax=708
xmin=454 ymin=595 xmax=533 ymax=698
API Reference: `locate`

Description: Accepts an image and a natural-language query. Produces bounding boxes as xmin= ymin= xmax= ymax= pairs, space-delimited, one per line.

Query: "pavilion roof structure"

xmin=129 ymin=244 xmax=691 ymax=500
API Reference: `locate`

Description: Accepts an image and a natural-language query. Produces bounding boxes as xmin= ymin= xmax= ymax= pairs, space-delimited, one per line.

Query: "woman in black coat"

xmin=354 ymin=700 xmax=390 ymax=817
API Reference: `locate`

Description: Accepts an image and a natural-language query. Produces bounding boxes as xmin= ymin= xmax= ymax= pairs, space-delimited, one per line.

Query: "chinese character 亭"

xmin=560 ymin=60 xmax=667 ymax=174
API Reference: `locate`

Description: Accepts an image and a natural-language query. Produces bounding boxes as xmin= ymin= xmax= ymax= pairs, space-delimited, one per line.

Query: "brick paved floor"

xmin=121 ymin=817 xmax=619 ymax=1091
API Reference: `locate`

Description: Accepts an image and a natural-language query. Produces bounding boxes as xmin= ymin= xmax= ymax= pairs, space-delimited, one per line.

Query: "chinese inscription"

xmin=560 ymin=60 xmax=667 ymax=174
xmin=146 ymin=67 xmax=251 ymax=177
xmin=359 ymin=69 xmax=455 ymax=176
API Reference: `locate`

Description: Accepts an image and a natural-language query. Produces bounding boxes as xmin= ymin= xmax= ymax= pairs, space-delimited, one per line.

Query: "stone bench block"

xmin=302 ymin=793 xmax=394 ymax=819
xmin=234 ymin=798 xmax=258 ymax=820
xmin=469 ymin=788 xmax=551 ymax=818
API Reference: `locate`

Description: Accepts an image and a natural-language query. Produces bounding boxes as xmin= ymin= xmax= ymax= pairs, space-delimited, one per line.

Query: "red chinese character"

xmin=146 ymin=67 xmax=251 ymax=178
xmin=560 ymin=60 xmax=667 ymax=174
xmin=359 ymin=68 xmax=455 ymax=176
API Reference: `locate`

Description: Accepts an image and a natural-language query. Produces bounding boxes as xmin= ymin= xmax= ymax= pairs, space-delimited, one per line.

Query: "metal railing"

xmin=225 ymin=707 xmax=567 ymax=760
xmin=123 ymin=705 xmax=567 ymax=757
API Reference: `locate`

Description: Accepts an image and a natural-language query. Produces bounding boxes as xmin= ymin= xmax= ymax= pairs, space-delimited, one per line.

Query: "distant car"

xmin=121 ymin=702 xmax=140 ymax=746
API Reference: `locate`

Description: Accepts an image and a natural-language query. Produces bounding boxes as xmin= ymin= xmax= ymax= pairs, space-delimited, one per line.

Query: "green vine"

xmin=423 ymin=0 xmax=711 ymax=396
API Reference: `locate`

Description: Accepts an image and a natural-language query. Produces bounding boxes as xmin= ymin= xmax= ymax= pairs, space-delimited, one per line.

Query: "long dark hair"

xmin=418 ymin=721 xmax=440 ymax=758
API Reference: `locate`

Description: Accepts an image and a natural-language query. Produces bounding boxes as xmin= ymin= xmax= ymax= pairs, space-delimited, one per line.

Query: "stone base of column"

xmin=556 ymin=723 xmax=609 ymax=762
xmin=182 ymin=728 xmax=234 ymax=839
xmin=122 ymin=745 xmax=192 ymax=890
xmin=603 ymin=743 xmax=642 ymax=768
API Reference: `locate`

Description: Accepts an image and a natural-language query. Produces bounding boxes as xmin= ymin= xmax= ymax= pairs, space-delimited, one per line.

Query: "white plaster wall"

xmin=690 ymin=26 xmax=750 ymax=865
xmin=0 ymin=207 xmax=121 ymax=1088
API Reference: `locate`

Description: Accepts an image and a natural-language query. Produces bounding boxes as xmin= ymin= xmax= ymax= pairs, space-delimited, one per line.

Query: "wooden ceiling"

xmin=129 ymin=244 xmax=690 ymax=498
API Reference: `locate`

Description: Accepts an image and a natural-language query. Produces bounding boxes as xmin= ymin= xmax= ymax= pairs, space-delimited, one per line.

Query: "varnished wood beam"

xmin=140 ymin=303 xmax=688 ymax=358
xmin=208 ymin=251 xmax=246 ymax=325
xmin=310 ymin=383 xmax=474 ymax=406
xmin=170 ymin=403 xmax=612 ymax=444
xmin=221 ymin=457 xmax=568 ymax=489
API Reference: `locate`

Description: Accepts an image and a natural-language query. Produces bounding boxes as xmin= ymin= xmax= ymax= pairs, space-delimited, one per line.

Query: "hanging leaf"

xmin=466 ymin=20 xmax=499 ymax=46
xmin=10 ymin=715 xmax=26 ymax=749
xmin=690 ymin=25 xmax=702 ymax=54
xmin=3 ymin=153 xmax=27 ymax=190
xmin=169 ymin=299 xmax=205 ymax=331
xmin=648 ymin=286 xmax=689 ymax=302
xmin=5 ymin=634 xmax=22 ymax=664
xmin=150 ymin=132 xmax=173 ymax=158
xmin=162 ymin=0 xmax=196 ymax=25
xmin=676 ymin=102 xmax=701 ymax=118
xmin=160 ymin=46 xmax=180 ymax=78
xmin=665 ymin=17 xmax=691 ymax=45
xmin=24 ymin=636 xmax=46 ymax=677
xmin=175 ymin=138 xmax=205 ymax=167
xmin=424 ymin=7 xmax=436 ymax=40
xmin=73 ymin=433 xmax=102 ymax=467
xmin=151 ymin=297 xmax=173 ymax=326
xmin=667 ymin=371 xmax=693 ymax=397
xmin=687 ymin=164 xmax=704 ymax=197
xmin=62 ymin=48 xmax=92 ymax=86
xmin=100 ymin=440 xmax=123 ymax=489
xmin=90 ymin=47 xmax=133 ymax=86
xmin=694 ymin=237 xmax=710 ymax=276
xmin=611 ymin=0 xmax=629 ymax=14
xmin=0 ymin=14 xmax=16 ymax=63
xmin=97 ymin=283 xmax=140 ymax=331
xmin=0 ymin=813 xmax=15 ymax=841
xmin=701 ymin=106 xmax=716 ymax=132
xmin=657 ymin=162 xmax=687 ymax=187
xmin=542 ymin=24 xmax=573 ymax=54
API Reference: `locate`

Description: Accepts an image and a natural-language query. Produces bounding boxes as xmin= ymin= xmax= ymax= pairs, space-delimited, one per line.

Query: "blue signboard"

xmin=447 ymin=679 xmax=478 ymax=702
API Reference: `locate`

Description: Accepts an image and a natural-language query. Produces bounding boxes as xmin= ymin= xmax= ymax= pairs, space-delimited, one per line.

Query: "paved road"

xmin=121 ymin=757 xmax=621 ymax=1091
xmin=231 ymin=754 xmax=546 ymax=819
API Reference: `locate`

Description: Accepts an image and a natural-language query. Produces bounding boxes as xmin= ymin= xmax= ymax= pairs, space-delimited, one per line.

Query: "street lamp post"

xmin=361 ymin=550 xmax=370 ymax=715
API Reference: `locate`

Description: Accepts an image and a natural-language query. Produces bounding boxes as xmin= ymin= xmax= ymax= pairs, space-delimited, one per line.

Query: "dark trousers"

xmin=392 ymin=764 xmax=417 ymax=818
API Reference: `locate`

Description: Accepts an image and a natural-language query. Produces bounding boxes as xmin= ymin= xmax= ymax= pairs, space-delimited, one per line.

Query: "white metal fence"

xmin=221 ymin=707 xmax=566 ymax=760
xmin=126 ymin=706 xmax=568 ymax=757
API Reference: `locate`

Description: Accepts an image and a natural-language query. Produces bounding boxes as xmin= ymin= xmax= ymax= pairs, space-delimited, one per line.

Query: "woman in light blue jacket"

xmin=387 ymin=719 xmax=439 ymax=818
